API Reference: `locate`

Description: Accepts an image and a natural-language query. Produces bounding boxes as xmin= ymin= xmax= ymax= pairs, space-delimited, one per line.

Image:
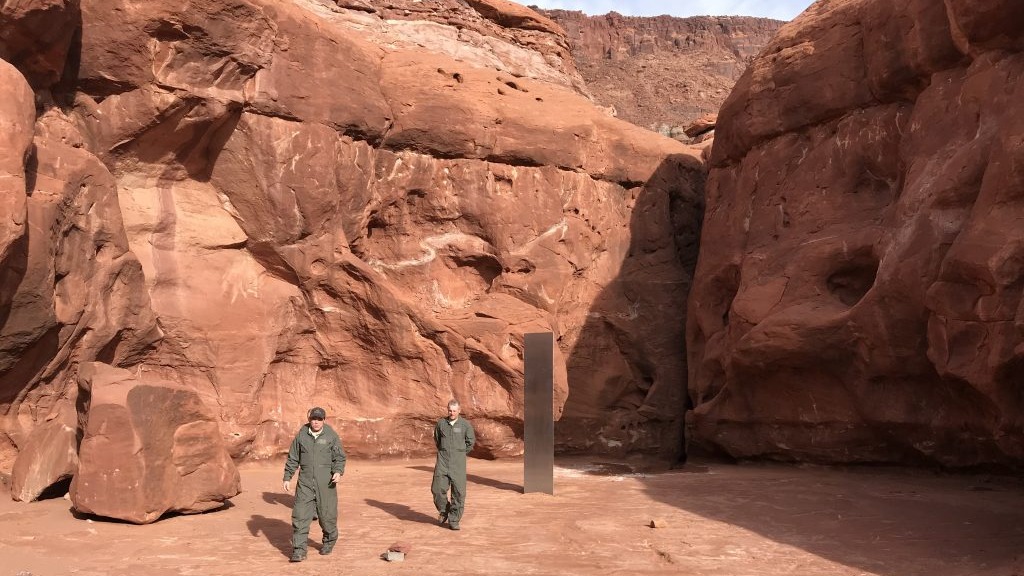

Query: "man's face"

xmin=447 ymin=405 xmax=460 ymax=421
xmin=309 ymin=418 xmax=325 ymax=432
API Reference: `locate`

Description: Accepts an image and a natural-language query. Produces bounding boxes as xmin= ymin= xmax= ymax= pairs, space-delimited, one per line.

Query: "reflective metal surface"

xmin=524 ymin=332 xmax=554 ymax=495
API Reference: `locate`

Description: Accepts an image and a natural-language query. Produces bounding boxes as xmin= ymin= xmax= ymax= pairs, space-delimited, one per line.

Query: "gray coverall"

xmin=431 ymin=417 xmax=475 ymax=525
xmin=283 ymin=424 xmax=347 ymax=553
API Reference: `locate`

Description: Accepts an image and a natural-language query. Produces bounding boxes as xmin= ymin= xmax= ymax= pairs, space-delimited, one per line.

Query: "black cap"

xmin=308 ymin=407 xmax=326 ymax=420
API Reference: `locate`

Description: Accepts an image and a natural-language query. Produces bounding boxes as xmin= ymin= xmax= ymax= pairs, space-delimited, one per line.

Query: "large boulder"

xmin=687 ymin=0 xmax=1024 ymax=468
xmin=70 ymin=363 xmax=240 ymax=524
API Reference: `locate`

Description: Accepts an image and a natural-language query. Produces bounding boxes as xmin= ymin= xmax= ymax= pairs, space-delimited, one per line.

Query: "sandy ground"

xmin=1 ymin=457 xmax=1023 ymax=576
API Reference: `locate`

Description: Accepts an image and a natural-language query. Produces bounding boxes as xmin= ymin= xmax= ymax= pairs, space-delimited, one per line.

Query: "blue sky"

xmin=526 ymin=1 xmax=814 ymax=21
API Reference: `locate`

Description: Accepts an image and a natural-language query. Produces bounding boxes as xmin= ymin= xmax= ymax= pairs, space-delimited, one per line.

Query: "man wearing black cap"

xmin=283 ymin=406 xmax=346 ymax=562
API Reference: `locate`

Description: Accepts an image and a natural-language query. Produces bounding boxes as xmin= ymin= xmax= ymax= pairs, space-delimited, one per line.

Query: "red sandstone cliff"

xmin=0 ymin=0 xmax=704 ymax=520
xmin=687 ymin=0 xmax=1024 ymax=469
xmin=6 ymin=0 xmax=1021 ymax=529
xmin=539 ymin=9 xmax=784 ymax=140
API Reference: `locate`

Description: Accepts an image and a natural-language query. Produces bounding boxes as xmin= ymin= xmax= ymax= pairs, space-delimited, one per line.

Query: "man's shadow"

xmin=247 ymin=514 xmax=293 ymax=557
xmin=408 ymin=465 xmax=521 ymax=493
xmin=365 ymin=498 xmax=438 ymax=525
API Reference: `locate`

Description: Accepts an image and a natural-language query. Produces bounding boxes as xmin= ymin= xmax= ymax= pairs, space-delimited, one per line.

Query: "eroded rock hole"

xmin=827 ymin=251 xmax=879 ymax=306
xmin=504 ymin=81 xmax=527 ymax=92
xmin=505 ymin=258 xmax=535 ymax=275
xmin=451 ymin=254 xmax=502 ymax=286
xmin=366 ymin=211 xmax=389 ymax=238
xmin=37 ymin=476 xmax=72 ymax=501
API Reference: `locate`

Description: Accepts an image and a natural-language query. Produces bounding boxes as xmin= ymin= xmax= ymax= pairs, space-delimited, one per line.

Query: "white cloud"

xmin=526 ymin=0 xmax=814 ymax=21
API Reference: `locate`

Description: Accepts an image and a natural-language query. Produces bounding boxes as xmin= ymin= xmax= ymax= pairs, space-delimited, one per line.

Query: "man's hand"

xmin=283 ymin=480 xmax=291 ymax=492
xmin=331 ymin=472 xmax=342 ymax=484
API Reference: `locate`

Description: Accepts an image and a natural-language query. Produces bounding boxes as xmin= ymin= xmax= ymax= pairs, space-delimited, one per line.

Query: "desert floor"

xmin=2 ymin=457 xmax=1023 ymax=576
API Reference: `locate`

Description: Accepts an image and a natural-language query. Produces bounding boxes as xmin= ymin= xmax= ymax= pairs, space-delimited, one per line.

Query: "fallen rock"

xmin=684 ymin=114 xmax=717 ymax=138
xmin=70 ymin=363 xmax=240 ymax=524
xmin=10 ymin=420 xmax=77 ymax=502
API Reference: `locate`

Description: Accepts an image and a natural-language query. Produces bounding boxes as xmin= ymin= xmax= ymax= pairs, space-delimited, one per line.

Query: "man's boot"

xmin=320 ymin=540 xmax=336 ymax=556
xmin=290 ymin=548 xmax=307 ymax=562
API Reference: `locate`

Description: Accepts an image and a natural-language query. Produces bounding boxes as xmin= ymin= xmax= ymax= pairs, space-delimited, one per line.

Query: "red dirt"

xmin=2 ymin=458 xmax=1022 ymax=575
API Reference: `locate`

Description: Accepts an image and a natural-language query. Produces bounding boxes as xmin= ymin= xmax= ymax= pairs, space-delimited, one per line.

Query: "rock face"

xmin=10 ymin=419 xmax=77 ymax=502
xmin=688 ymin=0 xmax=1024 ymax=468
xmin=70 ymin=363 xmax=240 ymax=523
xmin=318 ymin=0 xmax=590 ymax=96
xmin=540 ymin=10 xmax=784 ymax=141
xmin=0 ymin=0 xmax=81 ymax=89
xmin=0 ymin=59 xmax=34 ymax=335
xmin=0 ymin=0 xmax=705 ymax=516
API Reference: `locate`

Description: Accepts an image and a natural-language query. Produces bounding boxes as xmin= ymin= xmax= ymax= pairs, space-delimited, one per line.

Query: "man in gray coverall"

xmin=432 ymin=399 xmax=475 ymax=530
xmin=283 ymin=406 xmax=346 ymax=562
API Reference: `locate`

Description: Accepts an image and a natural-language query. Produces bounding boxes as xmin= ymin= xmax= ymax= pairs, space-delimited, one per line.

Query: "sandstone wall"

xmin=0 ymin=0 xmax=704 ymax=517
xmin=688 ymin=0 xmax=1024 ymax=468
xmin=541 ymin=9 xmax=784 ymax=140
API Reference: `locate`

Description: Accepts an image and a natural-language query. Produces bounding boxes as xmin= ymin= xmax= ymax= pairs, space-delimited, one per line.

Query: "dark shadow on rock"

xmin=364 ymin=498 xmax=439 ymax=526
xmin=161 ymin=500 xmax=236 ymax=520
xmin=1 ymin=143 xmax=66 ymax=407
xmin=0 ymin=170 xmax=31 ymax=335
xmin=559 ymin=153 xmax=705 ymax=462
xmin=54 ymin=8 xmax=82 ymax=104
xmin=204 ymin=499 xmax=235 ymax=512
xmin=69 ymin=499 xmax=237 ymax=524
xmin=262 ymin=491 xmax=294 ymax=507
xmin=35 ymin=476 xmax=70 ymax=500
xmin=638 ymin=461 xmax=1024 ymax=576
xmin=69 ymin=508 xmax=137 ymax=524
xmin=247 ymin=514 xmax=293 ymax=557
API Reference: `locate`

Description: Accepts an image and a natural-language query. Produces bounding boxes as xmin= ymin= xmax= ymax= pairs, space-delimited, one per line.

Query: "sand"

xmin=2 ymin=457 xmax=1022 ymax=576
